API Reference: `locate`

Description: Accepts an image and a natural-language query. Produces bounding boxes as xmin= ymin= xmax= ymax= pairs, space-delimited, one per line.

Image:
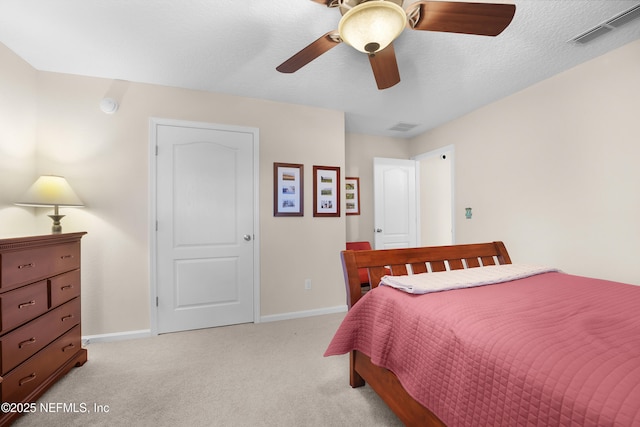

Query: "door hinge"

xmin=156 ymin=296 xmax=159 ymax=307
xmin=155 ymin=145 xmax=159 ymax=156
xmin=156 ymin=220 xmax=158 ymax=231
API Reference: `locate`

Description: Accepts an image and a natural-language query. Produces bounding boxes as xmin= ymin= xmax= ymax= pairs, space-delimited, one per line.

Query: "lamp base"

xmin=48 ymin=214 xmax=65 ymax=234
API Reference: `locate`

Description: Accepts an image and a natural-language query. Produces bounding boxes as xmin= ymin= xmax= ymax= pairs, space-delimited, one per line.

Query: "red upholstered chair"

xmin=346 ymin=241 xmax=373 ymax=288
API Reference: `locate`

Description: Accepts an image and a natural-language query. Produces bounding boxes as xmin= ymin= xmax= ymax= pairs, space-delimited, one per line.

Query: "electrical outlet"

xmin=305 ymin=279 xmax=312 ymax=290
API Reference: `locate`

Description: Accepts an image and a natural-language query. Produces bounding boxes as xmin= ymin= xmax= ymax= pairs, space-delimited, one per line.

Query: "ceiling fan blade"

xmin=408 ymin=1 xmax=516 ymax=36
xmin=276 ymin=31 xmax=341 ymax=73
xmin=368 ymin=43 xmax=401 ymax=90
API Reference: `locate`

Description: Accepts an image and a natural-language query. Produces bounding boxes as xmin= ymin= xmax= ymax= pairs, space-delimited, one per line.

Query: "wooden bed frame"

xmin=340 ymin=241 xmax=512 ymax=427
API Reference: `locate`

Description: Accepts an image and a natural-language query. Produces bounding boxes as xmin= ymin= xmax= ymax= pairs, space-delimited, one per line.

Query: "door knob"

xmin=243 ymin=234 xmax=252 ymax=241
xmin=375 ymin=228 xmax=382 ymax=233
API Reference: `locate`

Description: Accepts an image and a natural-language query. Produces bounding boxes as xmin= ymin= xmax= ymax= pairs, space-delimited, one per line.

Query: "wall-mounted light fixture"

xmin=15 ymin=175 xmax=84 ymax=234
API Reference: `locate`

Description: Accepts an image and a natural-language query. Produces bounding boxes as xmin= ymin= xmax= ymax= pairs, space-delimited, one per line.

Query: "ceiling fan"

xmin=276 ymin=0 xmax=516 ymax=90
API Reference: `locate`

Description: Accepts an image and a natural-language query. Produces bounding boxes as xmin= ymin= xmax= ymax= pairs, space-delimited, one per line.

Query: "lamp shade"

xmin=15 ymin=175 xmax=84 ymax=207
xmin=338 ymin=1 xmax=407 ymax=54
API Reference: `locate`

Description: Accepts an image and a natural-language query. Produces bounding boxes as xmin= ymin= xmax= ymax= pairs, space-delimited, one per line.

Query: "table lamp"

xmin=15 ymin=175 xmax=84 ymax=234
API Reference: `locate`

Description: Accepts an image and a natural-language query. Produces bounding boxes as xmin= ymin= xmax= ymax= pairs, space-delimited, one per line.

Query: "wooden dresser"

xmin=0 ymin=232 xmax=87 ymax=425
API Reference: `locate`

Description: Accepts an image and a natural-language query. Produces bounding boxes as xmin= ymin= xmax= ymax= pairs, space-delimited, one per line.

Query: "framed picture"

xmin=313 ymin=165 xmax=340 ymax=217
xmin=274 ymin=162 xmax=304 ymax=217
xmin=345 ymin=177 xmax=360 ymax=215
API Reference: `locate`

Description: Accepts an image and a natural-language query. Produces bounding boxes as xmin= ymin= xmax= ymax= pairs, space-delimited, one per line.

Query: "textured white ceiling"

xmin=0 ymin=0 xmax=639 ymax=138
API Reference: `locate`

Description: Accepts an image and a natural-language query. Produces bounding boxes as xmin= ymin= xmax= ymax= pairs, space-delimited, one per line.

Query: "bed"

xmin=325 ymin=241 xmax=640 ymax=426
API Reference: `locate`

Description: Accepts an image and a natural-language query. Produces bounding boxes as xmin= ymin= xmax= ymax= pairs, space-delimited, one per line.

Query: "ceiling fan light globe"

xmin=338 ymin=1 xmax=407 ymax=54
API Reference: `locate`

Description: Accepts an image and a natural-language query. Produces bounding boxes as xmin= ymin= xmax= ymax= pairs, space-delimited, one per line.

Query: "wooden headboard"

xmin=340 ymin=241 xmax=512 ymax=308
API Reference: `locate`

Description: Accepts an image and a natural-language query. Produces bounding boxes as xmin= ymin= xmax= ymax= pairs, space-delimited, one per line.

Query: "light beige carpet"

xmin=12 ymin=313 xmax=402 ymax=426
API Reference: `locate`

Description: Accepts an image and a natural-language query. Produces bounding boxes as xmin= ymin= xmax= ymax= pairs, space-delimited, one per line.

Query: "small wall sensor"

xmin=465 ymin=207 xmax=472 ymax=219
xmin=99 ymin=97 xmax=119 ymax=114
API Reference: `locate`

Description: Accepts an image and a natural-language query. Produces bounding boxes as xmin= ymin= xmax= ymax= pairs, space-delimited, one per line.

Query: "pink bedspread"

xmin=325 ymin=272 xmax=640 ymax=426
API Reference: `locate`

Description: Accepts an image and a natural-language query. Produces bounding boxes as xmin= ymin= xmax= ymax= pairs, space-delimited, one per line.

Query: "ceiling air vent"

xmin=606 ymin=3 xmax=640 ymax=27
xmin=388 ymin=122 xmax=418 ymax=132
xmin=568 ymin=3 xmax=640 ymax=44
xmin=570 ymin=26 xmax=612 ymax=44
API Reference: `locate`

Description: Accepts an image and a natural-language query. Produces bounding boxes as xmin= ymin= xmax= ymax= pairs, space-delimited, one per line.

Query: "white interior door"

xmin=154 ymin=121 xmax=257 ymax=334
xmin=373 ymin=157 xmax=418 ymax=249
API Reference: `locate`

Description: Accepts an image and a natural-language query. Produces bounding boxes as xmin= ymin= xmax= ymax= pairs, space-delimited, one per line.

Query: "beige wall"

xmin=0 ymin=43 xmax=38 ymax=236
xmin=2 ymin=43 xmax=347 ymax=335
xmin=410 ymin=40 xmax=640 ymax=285
xmin=344 ymin=133 xmax=411 ymax=245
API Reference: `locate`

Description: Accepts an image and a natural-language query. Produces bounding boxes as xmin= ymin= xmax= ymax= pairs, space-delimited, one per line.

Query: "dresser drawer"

xmin=49 ymin=269 xmax=81 ymax=308
xmin=0 ymin=298 xmax=81 ymax=375
xmin=1 ymin=325 xmax=81 ymax=403
xmin=0 ymin=242 xmax=80 ymax=291
xmin=0 ymin=281 xmax=48 ymax=334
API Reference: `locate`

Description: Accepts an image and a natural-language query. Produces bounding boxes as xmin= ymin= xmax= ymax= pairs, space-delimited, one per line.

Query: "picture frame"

xmin=313 ymin=165 xmax=340 ymax=217
xmin=345 ymin=177 xmax=360 ymax=215
xmin=274 ymin=162 xmax=304 ymax=217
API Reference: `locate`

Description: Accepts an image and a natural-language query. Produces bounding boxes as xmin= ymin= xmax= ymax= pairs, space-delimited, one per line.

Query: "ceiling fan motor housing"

xmin=338 ymin=0 xmax=405 ymax=15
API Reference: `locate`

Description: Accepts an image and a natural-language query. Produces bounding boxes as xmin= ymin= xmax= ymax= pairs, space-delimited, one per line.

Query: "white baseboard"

xmin=83 ymin=329 xmax=152 ymax=345
xmin=82 ymin=307 xmax=347 ymax=344
xmin=259 ymin=305 xmax=347 ymax=323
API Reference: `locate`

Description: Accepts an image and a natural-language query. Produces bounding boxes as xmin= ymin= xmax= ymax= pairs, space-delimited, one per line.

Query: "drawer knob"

xmin=60 ymin=254 xmax=74 ymax=260
xmin=18 ymin=337 xmax=37 ymax=349
xmin=61 ymin=314 xmax=74 ymax=322
xmin=18 ymin=262 xmax=35 ymax=269
xmin=62 ymin=343 xmax=76 ymax=352
xmin=61 ymin=284 xmax=74 ymax=291
xmin=19 ymin=373 xmax=37 ymax=386
xmin=18 ymin=300 xmax=36 ymax=309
